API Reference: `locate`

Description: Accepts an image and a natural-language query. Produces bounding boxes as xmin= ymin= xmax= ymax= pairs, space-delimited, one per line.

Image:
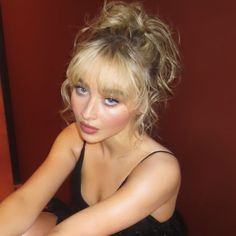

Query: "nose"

xmin=81 ymin=97 xmax=98 ymax=120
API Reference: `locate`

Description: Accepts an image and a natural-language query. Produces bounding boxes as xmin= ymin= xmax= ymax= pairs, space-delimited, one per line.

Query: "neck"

xmin=101 ymin=131 xmax=145 ymax=159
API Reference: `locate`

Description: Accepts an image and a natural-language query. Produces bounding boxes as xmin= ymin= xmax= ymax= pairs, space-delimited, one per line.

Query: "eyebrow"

xmin=101 ymin=88 xmax=125 ymax=97
xmin=77 ymin=78 xmax=89 ymax=88
xmin=77 ymin=78 xmax=125 ymax=97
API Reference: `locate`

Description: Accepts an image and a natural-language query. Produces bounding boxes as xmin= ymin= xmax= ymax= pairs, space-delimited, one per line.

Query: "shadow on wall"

xmin=0 ymin=82 xmax=14 ymax=200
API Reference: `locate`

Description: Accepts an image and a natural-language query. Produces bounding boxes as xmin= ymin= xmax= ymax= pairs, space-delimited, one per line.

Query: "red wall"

xmin=1 ymin=0 xmax=236 ymax=235
xmin=0 ymin=0 xmax=104 ymax=203
xmin=0 ymin=0 xmax=102 ymax=180
xmin=151 ymin=0 xmax=236 ymax=235
xmin=0 ymin=82 xmax=14 ymax=200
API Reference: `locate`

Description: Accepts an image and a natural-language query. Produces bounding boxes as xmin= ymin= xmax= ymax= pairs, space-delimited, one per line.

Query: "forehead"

xmin=73 ymin=55 xmax=131 ymax=95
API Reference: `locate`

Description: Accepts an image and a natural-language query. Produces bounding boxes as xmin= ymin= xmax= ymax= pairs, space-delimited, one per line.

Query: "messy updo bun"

xmin=61 ymin=0 xmax=180 ymax=134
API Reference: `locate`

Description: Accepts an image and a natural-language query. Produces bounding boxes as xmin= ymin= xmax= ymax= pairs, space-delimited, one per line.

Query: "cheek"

xmin=101 ymin=107 xmax=132 ymax=129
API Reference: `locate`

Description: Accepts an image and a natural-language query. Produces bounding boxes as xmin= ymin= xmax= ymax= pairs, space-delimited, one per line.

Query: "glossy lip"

xmin=80 ymin=121 xmax=99 ymax=134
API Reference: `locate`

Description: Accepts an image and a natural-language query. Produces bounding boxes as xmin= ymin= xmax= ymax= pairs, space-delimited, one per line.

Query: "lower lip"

xmin=80 ymin=123 xmax=98 ymax=134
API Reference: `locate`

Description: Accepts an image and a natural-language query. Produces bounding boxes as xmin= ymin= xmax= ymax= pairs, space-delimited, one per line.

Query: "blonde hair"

xmin=61 ymin=0 xmax=180 ymax=134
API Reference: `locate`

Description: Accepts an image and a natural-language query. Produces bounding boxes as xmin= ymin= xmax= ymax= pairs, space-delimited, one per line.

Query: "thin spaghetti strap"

xmin=81 ymin=141 xmax=86 ymax=155
xmin=77 ymin=141 xmax=86 ymax=165
xmin=140 ymin=150 xmax=174 ymax=164
xmin=72 ymin=141 xmax=87 ymax=207
xmin=119 ymin=150 xmax=174 ymax=188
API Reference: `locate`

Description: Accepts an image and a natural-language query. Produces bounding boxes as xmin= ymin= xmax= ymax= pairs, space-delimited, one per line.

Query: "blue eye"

xmin=104 ymin=97 xmax=119 ymax=106
xmin=75 ymin=86 xmax=88 ymax=95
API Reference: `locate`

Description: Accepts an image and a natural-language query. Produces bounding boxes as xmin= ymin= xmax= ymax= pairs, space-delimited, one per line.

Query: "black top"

xmin=70 ymin=142 xmax=187 ymax=235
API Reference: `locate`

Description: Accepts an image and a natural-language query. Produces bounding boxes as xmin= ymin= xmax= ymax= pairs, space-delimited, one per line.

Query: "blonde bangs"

xmin=67 ymin=45 xmax=140 ymax=105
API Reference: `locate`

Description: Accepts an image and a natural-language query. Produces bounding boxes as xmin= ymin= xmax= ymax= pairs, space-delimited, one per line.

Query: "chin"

xmin=79 ymin=131 xmax=103 ymax=144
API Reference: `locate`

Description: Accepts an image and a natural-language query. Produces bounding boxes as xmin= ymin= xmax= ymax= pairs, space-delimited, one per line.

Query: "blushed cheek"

xmin=103 ymin=108 xmax=132 ymax=130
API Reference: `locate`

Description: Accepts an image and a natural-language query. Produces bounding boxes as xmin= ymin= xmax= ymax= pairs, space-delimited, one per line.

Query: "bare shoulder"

xmin=139 ymin=137 xmax=180 ymax=184
xmin=13 ymin=123 xmax=84 ymax=210
xmin=55 ymin=122 xmax=81 ymax=143
xmin=127 ymin=149 xmax=181 ymax=199
xmin=51 ymin=123 xmax=83 ymax=159
xmin=140 ymin=151 xmax=180 ymax=175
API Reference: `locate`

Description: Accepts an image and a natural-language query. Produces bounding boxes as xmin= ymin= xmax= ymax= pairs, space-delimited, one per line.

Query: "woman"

xmin=0 ymin=1 xmax=186 ymax=235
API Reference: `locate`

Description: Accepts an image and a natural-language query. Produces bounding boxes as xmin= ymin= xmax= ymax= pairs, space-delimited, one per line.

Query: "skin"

xmin=0 ymin=59 xmax=181 ymax=236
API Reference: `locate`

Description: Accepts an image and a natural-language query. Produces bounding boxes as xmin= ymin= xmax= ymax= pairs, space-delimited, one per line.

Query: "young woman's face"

xmin=71 ymin=61 xmax=136 ymax=143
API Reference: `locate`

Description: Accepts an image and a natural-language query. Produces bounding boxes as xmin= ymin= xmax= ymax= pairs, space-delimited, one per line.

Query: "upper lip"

xmin=80 ymin=121 xmax=98 ymax=130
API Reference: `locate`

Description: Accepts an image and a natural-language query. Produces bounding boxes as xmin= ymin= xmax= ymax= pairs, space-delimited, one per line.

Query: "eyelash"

xmin=104 ymin=97 xmax=119 ymax=106
xmin=75 ymin=85 xmax=88 ymax=95
xmin=74 ymin=85 xmax=119 ymax=106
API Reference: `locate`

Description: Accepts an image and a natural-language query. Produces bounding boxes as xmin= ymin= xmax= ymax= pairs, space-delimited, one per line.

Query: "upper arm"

xmin=0 ymin=123 xmax=83 ymax=235
xmin=49 ymin=153 xmax=181 ymax=236
xmin=16 ymin=123 xmax=83 ymax=211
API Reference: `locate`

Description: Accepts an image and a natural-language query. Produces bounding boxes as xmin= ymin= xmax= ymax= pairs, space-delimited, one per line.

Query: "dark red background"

xmin=0 ymin=0 xmax=235 ymax=235
xmin=0 ymin=82 xmax=14 ymax=197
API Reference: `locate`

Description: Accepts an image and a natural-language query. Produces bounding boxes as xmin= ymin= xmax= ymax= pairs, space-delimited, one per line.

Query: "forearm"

xmin=45 ymin=214 xmax=98 ymax=236
xmin=0 ymin=192 xmax=40 ymax=236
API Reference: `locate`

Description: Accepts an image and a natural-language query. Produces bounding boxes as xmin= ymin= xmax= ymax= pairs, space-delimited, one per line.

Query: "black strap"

xmin=139 ymin=150 xmax=174 ymax=164
xmin=78 ymin=141 xmax=86 ymax=165
xmin=119 ymin=150 xmax=174 ymax=188
xmin=71 ymin=141 xmax=87 ymax=207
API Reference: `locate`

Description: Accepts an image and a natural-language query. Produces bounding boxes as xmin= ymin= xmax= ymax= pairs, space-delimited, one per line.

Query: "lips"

xmin=79 ymin=121 xmax=98 ymax=134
